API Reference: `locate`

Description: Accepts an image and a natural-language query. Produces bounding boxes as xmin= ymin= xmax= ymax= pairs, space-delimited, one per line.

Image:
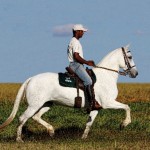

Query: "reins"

xmin=94 ymin=66 xmax=127 ymax=76
xmin=94 ymin=47 xmax=130 ymax=76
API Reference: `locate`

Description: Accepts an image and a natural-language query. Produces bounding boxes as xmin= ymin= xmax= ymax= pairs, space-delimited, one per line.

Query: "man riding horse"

xmin=67 ymin=24 xmax=101 ymax=112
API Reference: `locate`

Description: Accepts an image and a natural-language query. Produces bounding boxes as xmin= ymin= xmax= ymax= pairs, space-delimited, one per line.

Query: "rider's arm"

xmin=73 ymin=52 xmax=95 ymax=66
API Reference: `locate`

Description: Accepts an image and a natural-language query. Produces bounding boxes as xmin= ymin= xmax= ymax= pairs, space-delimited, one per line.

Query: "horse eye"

xmin=128 ymin=56 xmax=132 ymax=59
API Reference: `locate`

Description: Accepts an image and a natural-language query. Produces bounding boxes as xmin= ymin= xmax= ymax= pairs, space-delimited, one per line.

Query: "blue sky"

xmin=0 ymin=0 xmax=149 ymax=83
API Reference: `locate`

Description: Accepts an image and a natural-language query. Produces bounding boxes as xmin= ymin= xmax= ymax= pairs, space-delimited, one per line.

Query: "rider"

xmin=67 ymin=24 xmax=101 ymax=112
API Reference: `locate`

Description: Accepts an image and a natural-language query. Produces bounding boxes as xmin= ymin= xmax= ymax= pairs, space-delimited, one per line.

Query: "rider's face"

xmin=79 ymin=30 xmax=84 ymax=37
xmin=77 ymin=30 xmax=84 ymax=38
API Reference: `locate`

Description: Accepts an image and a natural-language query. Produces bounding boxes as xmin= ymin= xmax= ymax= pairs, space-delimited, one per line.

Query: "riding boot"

xmin=84 ymin=85 xmax=102 ymax=113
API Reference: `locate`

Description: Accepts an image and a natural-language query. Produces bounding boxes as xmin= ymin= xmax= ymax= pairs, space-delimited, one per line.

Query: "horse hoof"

xmin=120 ymin=123 xmax=125 ymax=130
xmin=16 ymin=137 xmax=24 ymax=143
xmin=81 ymin=135 xmax=87 ymax=139
xmin=49 ymin=132 xmax=54 ymax=137
xmin=47 ymin=129 xmax=55 ymax=137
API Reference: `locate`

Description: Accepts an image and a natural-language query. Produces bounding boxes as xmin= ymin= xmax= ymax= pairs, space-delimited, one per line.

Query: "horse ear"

xmin=125 ymin=44 xmax=131 ymax=49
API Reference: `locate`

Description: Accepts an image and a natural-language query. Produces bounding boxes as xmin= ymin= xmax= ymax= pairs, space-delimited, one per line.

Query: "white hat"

xmin=72 ymin=24 xmax=88 ymax=32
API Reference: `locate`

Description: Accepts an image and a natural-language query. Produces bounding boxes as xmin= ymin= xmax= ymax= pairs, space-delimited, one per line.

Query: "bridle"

xmin=94 ymin=47 xmax=136 ymax=76
xmin=122 ymin=47 xmax=136 ymax=74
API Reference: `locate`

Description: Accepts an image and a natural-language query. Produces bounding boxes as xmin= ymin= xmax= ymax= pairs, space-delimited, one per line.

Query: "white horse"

xmin=0 ymin=46 xmax=138 ymax=142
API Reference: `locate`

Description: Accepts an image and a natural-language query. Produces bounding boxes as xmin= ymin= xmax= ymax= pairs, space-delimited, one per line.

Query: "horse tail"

xmin=0 ymin=78 xmax=31 ymax=130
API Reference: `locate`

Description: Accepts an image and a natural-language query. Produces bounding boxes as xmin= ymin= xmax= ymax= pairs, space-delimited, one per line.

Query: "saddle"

xmin=59 ymin=67 xmax=96 ymax=91
xmin=58 ymin=67 xmax=97 ymax=108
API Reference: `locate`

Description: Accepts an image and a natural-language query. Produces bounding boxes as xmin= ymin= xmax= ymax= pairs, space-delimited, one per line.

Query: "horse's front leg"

xmin=103 ymin=100 xmax=131 ymax=130
xmin=120 ymin=104 xmax=131 ymax=129
xmin=82 ymin=110 xmax=98 ymax=139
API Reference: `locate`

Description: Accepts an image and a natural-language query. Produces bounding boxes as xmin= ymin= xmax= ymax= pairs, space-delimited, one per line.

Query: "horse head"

xmin=120 ymin=45 xmax=138 ymax=78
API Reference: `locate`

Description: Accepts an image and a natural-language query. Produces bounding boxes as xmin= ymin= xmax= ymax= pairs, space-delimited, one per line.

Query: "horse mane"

xmin=97 ymin=48 xmax=121 ymax=67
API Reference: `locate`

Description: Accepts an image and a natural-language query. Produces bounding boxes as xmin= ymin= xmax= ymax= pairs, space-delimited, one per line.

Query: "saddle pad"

xmin=58 ymin=69 xmax=96 ymax=88
xmin=58 ymin=73 xmax=76 ymax=88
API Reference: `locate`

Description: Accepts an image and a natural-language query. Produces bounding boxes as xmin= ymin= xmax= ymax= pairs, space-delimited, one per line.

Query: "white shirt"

xmin=67 ymin=37 xmax=84 ymax=62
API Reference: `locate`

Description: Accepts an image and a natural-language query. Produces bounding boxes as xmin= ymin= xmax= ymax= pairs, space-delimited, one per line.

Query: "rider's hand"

xmin=87 ymin=60 xmax=96 ymax=67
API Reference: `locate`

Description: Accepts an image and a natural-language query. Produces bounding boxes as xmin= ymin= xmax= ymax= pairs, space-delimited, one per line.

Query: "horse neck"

xmin=93 ymin=49 xmax=122 ymax=82
xmin=97 ymin=49 xmax=121 ymax=71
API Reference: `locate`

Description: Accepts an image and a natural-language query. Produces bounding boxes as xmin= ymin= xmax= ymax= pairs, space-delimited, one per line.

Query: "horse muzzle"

xmin=128 ymin=67 xmax=138 ymax=78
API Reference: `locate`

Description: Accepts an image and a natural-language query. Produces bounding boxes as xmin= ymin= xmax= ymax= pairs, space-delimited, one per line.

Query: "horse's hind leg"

xmin=32 ymin=107 xmax=54 ymax=136
xmin=16 ymin=106 xmax=40 ymax=142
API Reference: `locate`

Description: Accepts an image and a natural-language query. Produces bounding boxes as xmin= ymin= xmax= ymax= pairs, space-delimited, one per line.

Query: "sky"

xmin=0 ymin=0 xmax=149 ymax=83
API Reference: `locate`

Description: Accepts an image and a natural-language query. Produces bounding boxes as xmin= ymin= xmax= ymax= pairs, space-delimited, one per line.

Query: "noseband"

xmin=94 ymin=47 xmax=135 ymax=76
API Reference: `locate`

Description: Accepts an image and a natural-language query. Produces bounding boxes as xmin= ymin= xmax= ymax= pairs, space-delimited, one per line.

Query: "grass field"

xmin=0 ymin=83 xmax=150 ymax=150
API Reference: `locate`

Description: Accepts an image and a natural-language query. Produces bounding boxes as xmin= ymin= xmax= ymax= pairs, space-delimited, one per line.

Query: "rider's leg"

xmin=84 ymin=85 xmax=102 ymax=113
xmin=70 ymin=62 xmax=101 ymax=112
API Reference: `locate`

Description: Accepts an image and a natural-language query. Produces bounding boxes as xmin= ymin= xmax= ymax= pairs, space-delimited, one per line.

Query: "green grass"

xmin=0 ymin=102 xmax=149 ymax=149
xmin=0 ymin=83 xmax=150 ymax=149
